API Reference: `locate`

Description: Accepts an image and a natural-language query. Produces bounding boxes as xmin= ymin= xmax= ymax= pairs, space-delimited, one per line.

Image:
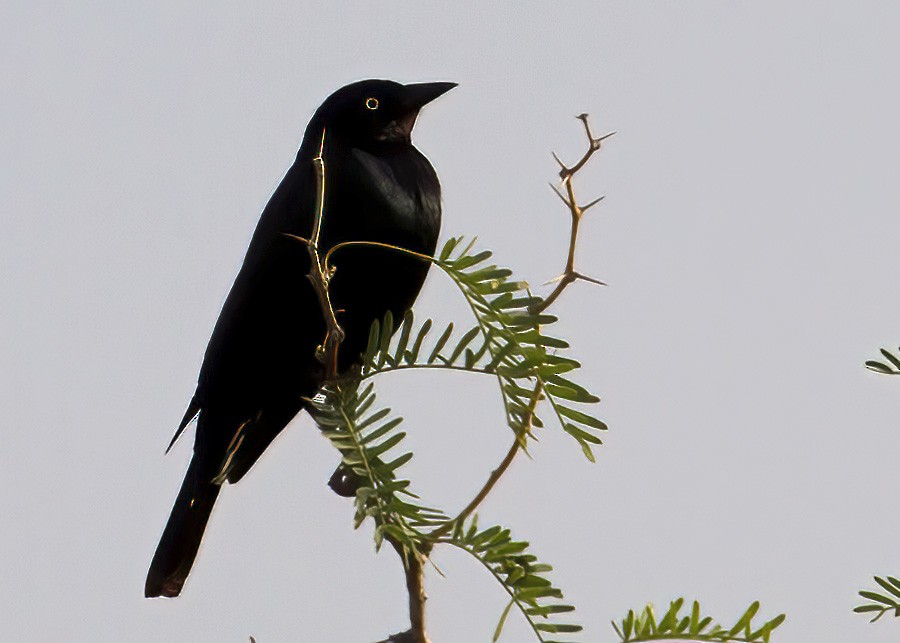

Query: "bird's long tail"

xmin=145 ymin=457 xmax=220 ymax=598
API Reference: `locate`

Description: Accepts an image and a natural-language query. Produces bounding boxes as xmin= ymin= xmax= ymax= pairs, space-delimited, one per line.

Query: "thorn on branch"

xmin=281 ymin=232 xmax=310 ymax=245
xmin=549 ymin=183 xmax=571 ymax=207
xmin=543 ymin=273 xmax=566 ymax=286
xmin=573 ymin=272 xmax=607 ymax=287
xmin=581 ymin=195 xmax=605 ymax=212
xmin=551 ymin=151 xmax=566 ymax=170
xmin=550 ymin=115 xmax=615 ymax=180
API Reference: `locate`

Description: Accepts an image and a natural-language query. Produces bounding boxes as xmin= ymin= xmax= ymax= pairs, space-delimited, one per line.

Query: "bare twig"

xmin=305 ymin=129 xmax=345 ymax=378
xmin=531 ymin=114 xmax=613 ymax=314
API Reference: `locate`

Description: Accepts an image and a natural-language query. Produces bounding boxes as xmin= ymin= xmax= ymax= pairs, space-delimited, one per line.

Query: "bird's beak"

xmin=377 ymin=83 xmax=456 ymax=142
xmin=378 ymin=82 xmax=457 ymax=143
xmin=400 ymin=82 xmax=458 ymax=112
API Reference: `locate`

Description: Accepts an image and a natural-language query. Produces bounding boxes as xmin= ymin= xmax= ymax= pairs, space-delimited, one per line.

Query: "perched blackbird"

xmin=145 ymin=79 xmax=455 ymax=598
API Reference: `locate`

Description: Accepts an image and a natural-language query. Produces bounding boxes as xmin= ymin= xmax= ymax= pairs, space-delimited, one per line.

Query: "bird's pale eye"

xmin=364 ymin=97 xmax=379 ymax=110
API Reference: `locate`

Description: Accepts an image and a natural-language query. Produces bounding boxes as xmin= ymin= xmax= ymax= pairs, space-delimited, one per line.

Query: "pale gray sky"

xmin=4 ymin=2 xmax=900 ymax=641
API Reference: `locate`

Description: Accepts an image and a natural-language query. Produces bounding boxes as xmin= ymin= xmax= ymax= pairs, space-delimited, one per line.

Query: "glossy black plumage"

xmin=145 ymin=79 xmax=455 ymax=598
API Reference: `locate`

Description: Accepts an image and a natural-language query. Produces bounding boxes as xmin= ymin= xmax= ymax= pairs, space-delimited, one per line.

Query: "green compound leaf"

xmin=856 ymin=576 xmax=900 ymax=622
xmin=613 ymin=599 xmax=785 ymax=642
xmin=443 ymin=517 xmax=582 ymax=642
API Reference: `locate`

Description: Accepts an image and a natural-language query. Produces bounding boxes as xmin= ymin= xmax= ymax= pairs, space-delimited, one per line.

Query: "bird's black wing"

xmin=169 ymin=159 xmax=323 ymax=479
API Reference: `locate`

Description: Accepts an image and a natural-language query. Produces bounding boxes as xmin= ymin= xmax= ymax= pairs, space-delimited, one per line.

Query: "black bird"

xmin=145 ymin=79 xmax=455 ymax=598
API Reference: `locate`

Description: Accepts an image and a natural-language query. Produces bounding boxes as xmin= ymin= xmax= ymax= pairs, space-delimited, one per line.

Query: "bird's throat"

xmin=377 ymin=110 xmax=420 ymax=143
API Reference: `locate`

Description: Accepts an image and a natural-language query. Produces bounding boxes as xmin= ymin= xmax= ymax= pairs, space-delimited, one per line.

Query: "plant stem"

xmin=306 ymin=128 xmax=345 ymax=378
xmin=304 ymin=133 xmax=428 ymax=642
xmin=429 ymin=382 xmax=543 ymax=540
xmin=398 ymin=542 xmax=429 ymax=643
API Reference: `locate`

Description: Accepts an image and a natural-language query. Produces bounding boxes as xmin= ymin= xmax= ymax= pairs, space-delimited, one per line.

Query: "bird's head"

xmin=305 ymin=79 xmax=456 ymax=149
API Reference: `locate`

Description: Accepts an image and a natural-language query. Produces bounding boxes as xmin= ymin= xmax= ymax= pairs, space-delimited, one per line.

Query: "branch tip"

xmin=551 ymin=151 xmax=566 ymax=169
xmin=535 ymin=112 xmax=610 ymax=314
xmin=317 ymin=127 xmax=326 ymax=158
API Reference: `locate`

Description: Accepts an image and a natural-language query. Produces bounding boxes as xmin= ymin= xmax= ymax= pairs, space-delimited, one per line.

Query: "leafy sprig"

xmin=437 ymin=516 xmax=581 ymax=642
xmin=859 ymin=357 xmax=900 ymax=627
xmin=855 ymin=575 xmax=900 ymax=622
xmin=865 ymin=347 xmax=900 ymax=375
xmin=612 ymin=599 xmax=785 ymax=643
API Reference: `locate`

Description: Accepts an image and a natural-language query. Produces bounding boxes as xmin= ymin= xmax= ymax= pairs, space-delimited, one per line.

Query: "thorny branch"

xmin=532 ymin=113 xmax=614 ymax=315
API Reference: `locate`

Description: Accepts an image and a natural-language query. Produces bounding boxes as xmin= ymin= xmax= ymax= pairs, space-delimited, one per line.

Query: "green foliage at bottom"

xmin=612 ymin=599 xmax=785 ymax=643
xmin=442 ymin=516 xmax=582 ymax=642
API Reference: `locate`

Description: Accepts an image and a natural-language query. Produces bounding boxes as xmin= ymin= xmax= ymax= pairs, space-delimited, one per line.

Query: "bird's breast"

xmin=338 ymin=147 xmax=441 ymax=248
